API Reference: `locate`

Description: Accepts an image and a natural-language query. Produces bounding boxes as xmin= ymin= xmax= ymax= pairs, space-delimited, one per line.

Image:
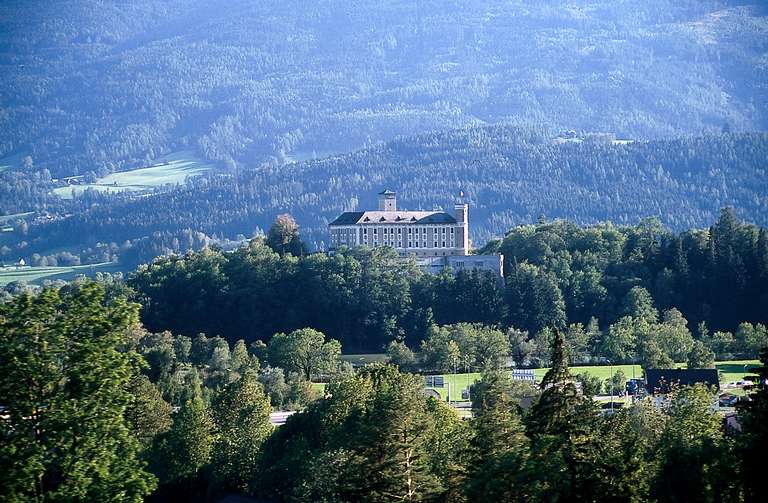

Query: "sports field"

xmin=52 ymin=151 xmax=214 ymax=199
xmin=0 ymin=263 xmax=123 ymax=286
xmin=423 ymin=361 xmax=760 ymax=399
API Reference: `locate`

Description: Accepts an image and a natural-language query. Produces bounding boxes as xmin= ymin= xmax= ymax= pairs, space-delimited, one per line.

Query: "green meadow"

xmin=0 ymin=263 xmax=123 ymax=286
xmin=52 ymin=151 xmax=214 ymax=199
xmin=423 ymin=361 xmax=760 ymax=399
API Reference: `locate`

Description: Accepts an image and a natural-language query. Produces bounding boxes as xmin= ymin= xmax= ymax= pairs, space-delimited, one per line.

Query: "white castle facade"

xmin=329 ymin=190 xmax=503 ymax=277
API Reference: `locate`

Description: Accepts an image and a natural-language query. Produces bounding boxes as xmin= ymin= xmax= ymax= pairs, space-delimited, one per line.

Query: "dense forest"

xmin=2 ymin=282 xmax=767 ymax=501
xmin=125 ymin=209 xmax=768 ymax=361
xmin=1 ymin=0 xmax=766 ymax=178
xmin=3 ymin=129 xmax=767 ymax=268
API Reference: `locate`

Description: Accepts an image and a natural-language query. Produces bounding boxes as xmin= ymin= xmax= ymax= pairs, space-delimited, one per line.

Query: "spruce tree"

xmin=464 ymin=368 xmax=530 ymax=502
xmin=343 ymin=366 xmax=443 ymax=503
xmin=525 ymin=328 xmax=601 ymax=501
xmin=0 ymin=283 xmax=156 ymax=501
xmin=527 ymin=328 xmax=582 ymax=436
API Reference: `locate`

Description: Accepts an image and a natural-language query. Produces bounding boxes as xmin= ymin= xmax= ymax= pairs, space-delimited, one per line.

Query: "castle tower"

xmin=378 ymin=189 xmax=397 ymax=211
xmin=455 ymin=192 xmax=469 ymax=255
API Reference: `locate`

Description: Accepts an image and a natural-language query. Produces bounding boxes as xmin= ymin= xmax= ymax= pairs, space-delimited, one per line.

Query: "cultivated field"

xmin=52 ymin=151 xmax=215 ymax=199
xmin=0 ymin=262 xmax=122 ymax=286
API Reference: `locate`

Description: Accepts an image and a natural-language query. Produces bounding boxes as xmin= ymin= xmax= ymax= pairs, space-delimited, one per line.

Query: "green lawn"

xmin=52 ymin=151 xmax=215 ymax=199
xmin=717 ymin=360 xmax=761 ymax=384
xmin=0 ymin=263 xmax=123 ymax=286
xmin=423 ymin=361 xmax=760 ymax=400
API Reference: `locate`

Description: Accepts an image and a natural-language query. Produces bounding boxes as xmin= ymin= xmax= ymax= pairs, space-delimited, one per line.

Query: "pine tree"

xmin=0 ymin=283 xmax=156 ymax=501
xmin=464 ymin=368 xmax=530 ymax=502
xmin=527 ymin=328 xmax=582 ymax=436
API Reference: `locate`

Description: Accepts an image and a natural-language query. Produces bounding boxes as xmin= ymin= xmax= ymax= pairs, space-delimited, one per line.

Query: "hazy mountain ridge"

xmin=0 ymin=0 xmax=766 ymax=178
xmin=10 ymin=127 xmax=766 ymax=269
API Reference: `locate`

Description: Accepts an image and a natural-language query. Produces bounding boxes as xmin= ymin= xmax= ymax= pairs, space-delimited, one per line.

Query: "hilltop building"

xmin=329 ymin=190 xmax=503 ymax=278
xmin=329 ymin=190 xmax=469 ymax=257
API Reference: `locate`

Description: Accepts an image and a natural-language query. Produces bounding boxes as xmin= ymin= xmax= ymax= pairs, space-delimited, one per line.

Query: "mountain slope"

xmin=0 ymin=0 xmax=766 ymax=177
xmin=15 ymin=128 xmax=768 ymax=266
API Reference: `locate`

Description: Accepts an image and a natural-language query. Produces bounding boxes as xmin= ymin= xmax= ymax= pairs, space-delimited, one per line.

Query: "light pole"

xmin=608 ymin=359 xmax=614 ymax=413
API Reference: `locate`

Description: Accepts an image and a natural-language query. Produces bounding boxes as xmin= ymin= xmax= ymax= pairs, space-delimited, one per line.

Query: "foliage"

xmin=268 ymin=328 xmax=342 ymax=381
xmin=210 ymin=371 xmax=273 ymax=493
xmin=126 ymin=210 xmax=768 ymax=359
xmin=266 ymin=214 xmax=305 ymax=257
xmin=737 ymin=347 xmax=768 ymax=502
xmin=0 ymin=283 xmax=156 ymax=501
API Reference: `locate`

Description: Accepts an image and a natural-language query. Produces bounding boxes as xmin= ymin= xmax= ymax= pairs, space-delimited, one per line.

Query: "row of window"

xmin=363 ymin=226 xmax=455 ymax=236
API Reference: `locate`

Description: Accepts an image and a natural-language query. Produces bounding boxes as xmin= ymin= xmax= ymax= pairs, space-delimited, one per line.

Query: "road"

xmin=269 ymin=411 xmax=295 ymax=426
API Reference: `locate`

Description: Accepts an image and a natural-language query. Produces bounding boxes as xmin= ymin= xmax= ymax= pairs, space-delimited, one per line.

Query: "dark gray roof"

xmin=379 ymin=189 xmax=396 ymax=195
xmin=329 ymin=210 xmax=456 ymax=226
xmin=645 ymin=368 xmax=720 ymax=393
xmin=329 ymin=212 xmax=365 ymax=225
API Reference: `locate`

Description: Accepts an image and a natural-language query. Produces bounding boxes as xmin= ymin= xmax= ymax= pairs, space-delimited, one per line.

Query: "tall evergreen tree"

xmin=343 ymin=366 xmax=443 ymax=503
xmin=0 ymin=283 xmax=156 ymax=501
xmin=464 ymin=368 xmax=530 ymax=502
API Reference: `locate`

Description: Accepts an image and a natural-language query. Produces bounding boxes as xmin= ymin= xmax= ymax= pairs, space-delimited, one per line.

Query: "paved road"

xmin=269 ymin=411 xmax=295 ymax=426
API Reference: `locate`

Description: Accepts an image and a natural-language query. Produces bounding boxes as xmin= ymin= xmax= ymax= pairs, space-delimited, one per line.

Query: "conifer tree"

xmin=464 ymin=368 xmax=530 ymax=502
xmin=527 ymin=328 xmax=582 ymax=436
xmin=525 ymin=328 xmax=602 ymax=501
xmin=343 ymin=366 xmax=443 ymax=503
xmin=0 ymin=283 xmax=156 ymax=501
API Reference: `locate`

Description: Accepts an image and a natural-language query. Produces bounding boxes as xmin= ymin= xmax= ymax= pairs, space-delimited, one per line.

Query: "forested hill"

xmin=1 ymin=0 xmax=767 ymax=176
xmin=18 ymin=128 xmax=768 ymax=265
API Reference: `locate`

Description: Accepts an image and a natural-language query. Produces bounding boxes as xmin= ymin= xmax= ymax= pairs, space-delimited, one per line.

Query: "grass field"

xmin=423 ymin=361 xmax=760 ymax=400
xmin=0 ymin=263 xmax=123 ymax=286
xmin=52 ymin=151 xmax=214 ymax=199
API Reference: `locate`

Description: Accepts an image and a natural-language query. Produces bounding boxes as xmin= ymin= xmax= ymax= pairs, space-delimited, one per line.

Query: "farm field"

xmin=52 ymin=151 xmax=215 ymax=199
xmin=0 ymin=262 xmax=122 ymax=286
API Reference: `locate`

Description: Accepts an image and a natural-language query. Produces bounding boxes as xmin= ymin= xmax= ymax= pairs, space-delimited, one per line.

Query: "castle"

xmin=329 ymin=190 xmax=503 ymax=277
xmin=329 ymin=190 xmax=469 ymax=257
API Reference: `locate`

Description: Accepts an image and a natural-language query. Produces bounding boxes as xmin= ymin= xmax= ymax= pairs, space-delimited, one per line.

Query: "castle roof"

xmin=329 ymin=210 xmax=456 ymax=226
